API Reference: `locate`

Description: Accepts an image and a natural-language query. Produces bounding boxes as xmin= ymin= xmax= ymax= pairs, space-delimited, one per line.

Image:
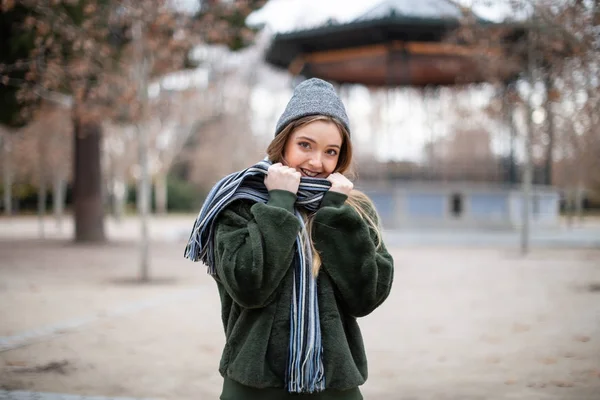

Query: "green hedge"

xmin=166 ymin=176 xmax=205 ymax=212
xmin=126 ymin=175 xmax=205 ymax=212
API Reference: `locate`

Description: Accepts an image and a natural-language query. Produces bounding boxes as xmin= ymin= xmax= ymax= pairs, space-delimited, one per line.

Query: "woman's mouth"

xmin=300 ymin=168 xmax=320 ymax=178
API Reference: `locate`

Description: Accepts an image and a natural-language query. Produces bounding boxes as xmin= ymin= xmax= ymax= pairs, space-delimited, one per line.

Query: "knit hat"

xmin=275 ymin=78 xmax=350 ymax=136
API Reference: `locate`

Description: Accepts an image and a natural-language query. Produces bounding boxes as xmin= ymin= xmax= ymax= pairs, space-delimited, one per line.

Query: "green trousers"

xmin=220 ymin=378 xmax=363 ymax=400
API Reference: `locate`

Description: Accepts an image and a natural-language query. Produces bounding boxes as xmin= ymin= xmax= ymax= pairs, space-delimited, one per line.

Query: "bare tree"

xmin=1 ymin=0 xmax=265 ymax=244
xmin=453 ymin=0 xmax=599 ymax=251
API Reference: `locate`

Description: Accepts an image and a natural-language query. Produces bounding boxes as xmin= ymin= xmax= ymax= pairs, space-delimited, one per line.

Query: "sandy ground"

xmin=0 ymin=218 xmax=599 ymax=399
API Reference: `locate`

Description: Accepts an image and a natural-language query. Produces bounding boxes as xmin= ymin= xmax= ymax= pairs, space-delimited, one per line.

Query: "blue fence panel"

xmin=468 ymin=193 xmax=509 ymax=219
xmin=366 ymin=191 xmax=395 ymax=223
xmin=405 ymin=193 xmax=445 ymax=218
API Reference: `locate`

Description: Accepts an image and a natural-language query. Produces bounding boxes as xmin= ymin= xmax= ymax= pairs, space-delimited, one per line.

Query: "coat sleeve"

xmin=213 ymin=190 xmax=301 ymax=309
xmin=312 ymin=191 xmax=394 ymax=318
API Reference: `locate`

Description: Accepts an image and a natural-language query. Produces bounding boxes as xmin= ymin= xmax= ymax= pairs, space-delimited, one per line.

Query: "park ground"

xmin=0 ymin=215 xmax=599 ymax=399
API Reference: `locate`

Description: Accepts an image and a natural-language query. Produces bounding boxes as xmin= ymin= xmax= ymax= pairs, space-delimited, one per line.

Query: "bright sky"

xmin=175 ymin=0 xmax=518 ymax=29
xmin=247 ymin=0 xmax=516 ymax=32
xmin=247 ymin=0 xmax=370 ymax=32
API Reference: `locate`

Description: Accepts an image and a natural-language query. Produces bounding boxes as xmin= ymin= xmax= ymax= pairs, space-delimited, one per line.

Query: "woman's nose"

xmin=308 ymin=154 xmax=323 ymax=169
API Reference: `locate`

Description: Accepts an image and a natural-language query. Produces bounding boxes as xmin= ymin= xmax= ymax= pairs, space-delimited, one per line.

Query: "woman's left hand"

xmin=327 ymin=173 xmax=354 ymax=195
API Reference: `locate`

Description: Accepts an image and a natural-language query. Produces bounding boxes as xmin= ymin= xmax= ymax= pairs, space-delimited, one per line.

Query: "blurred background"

xmin=0 ymin=1 xmax=599 ymax=399
xmin=1 ymin=0 xmax=599 ymax=239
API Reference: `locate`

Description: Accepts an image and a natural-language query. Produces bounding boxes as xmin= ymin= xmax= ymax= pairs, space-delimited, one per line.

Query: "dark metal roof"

xmin=265 ymin=16 xmax=465 ymax=70
xmin=262 ymin=0 xmax=525 ymax=87
xmin=264 ymin=0 xmax=498 ymax=71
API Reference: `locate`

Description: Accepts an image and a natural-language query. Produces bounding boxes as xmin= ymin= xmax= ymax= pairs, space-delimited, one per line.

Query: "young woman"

xmin=185 ymin=78 xmax=394 ymax=399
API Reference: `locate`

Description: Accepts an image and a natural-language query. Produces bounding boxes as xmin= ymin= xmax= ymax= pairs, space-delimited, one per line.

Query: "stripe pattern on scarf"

xmin=184 ymin=159 xmax=330 ymax=393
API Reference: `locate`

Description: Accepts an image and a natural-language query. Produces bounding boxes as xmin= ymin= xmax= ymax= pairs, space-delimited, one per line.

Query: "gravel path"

xmin=0 ymin=220 xmax=599 ymax=399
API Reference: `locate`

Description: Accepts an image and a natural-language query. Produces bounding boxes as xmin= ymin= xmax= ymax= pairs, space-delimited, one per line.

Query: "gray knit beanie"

xmin=275 ymin=78 xmax=350 ymax=136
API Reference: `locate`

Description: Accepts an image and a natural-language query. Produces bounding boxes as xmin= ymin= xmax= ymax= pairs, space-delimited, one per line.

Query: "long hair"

xmin=266 ymin=115 xmax=382 ymax=276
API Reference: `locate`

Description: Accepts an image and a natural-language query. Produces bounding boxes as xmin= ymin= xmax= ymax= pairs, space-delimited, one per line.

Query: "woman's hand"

xmin=265 ymin=163 xmax=301 ymax=194
xmin=327 ymin=172 xmax=353 ymax=195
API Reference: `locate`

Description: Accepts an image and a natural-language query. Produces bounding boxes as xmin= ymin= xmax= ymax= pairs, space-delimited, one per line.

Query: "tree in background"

xmin=458 ymin=0 xmax=599 ymax=208
xmin=0 ymin=0 xmax=265 ymax=241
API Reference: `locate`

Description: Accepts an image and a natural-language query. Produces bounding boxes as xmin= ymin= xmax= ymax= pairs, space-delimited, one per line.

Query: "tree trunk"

xmin=38 ymin=133 xmax=47 ymax=238
xmin=503 ymin=85 xmax=518 ymax=185
xmin=575 ymin=185 xmax=584 ymax=223
xmin=544 ymin=76 xmax=555 ymax=186
xmin=137 ymin=124 xmax=150 ymax=281
xmin=134 ymin=19 xmax=151 ymax=282
xmin=112 ymin=176 xmax=126 ymax=222
xmin=53 ymin=169 xmax=66 ymax=231
xmin=566 ymin=189 xmax=575 ymax=228
xmin=154 ymin=172 xmax=167 ymax=215
xmin=2 ymin=134 xmax=12 ymax=216
xmin=522 ymin=103 xmax=534 ymax=255
xmin=521 ymin=29 xmax=536 ymax=255
xmin=106 ymin=154 xmax=115 ymax=219
xmin=73 ymin=117 xmax=106 ymax=242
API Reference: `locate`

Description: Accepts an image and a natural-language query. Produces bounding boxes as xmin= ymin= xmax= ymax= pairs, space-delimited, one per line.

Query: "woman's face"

xmin=282 ymin=120 xmax=343 ymax=178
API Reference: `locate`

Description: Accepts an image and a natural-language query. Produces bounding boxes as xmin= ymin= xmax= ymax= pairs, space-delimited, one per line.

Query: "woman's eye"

xmin=298 ymin=142 xmax=310 ymax=149
xmin=326 ymin=149 xmax=338 ymax=156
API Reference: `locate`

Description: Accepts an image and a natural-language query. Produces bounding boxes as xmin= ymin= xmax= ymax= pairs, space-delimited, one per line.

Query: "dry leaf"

xmin=6 ymin=361 xmax=27 ymax=367
xmin=573 ymin=335 xmax=591 ymax=343
xmin=551 ymin=380 xmax=574 ymax=388
xmin=512 ymin=323 xmax=531 ymax=333
xmin=429 ymin=326 xmax=444 ymax=334
xmin=485 ymin=356 xmax=501 ymax=364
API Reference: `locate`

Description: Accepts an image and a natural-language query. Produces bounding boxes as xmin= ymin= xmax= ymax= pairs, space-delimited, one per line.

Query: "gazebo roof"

xmin=355 ymin=0 xmax=466 ymax=21
xmin=264 ymin=0 xmax=518 ymax=87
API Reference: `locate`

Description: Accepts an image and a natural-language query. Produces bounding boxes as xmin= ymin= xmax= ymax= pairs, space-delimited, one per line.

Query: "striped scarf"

xmin=184 ymin=159 xmax=330 ymax=393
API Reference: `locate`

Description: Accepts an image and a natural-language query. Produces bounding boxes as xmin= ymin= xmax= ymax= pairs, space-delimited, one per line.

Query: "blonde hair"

xmin=266 ymin=115 xmax=382 ymax=276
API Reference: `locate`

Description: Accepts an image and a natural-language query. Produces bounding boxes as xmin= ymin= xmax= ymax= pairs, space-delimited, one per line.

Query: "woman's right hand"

xmin=264 ymin=163 xmax=301 ymax=194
